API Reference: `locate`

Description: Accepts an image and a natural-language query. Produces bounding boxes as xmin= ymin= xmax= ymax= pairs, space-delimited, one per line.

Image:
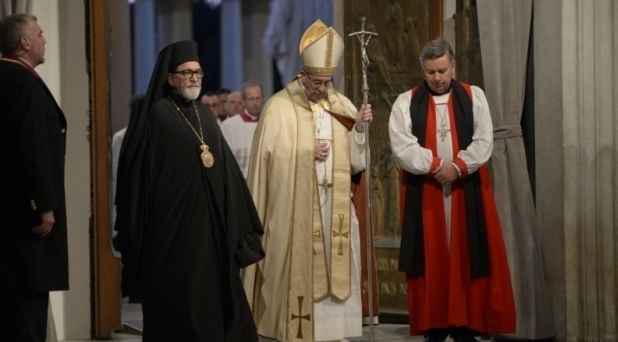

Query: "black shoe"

xmin=424 ymin=337 xmax=444 ymax=342
xmin=452 ymin=336 xmax=481 ymax=342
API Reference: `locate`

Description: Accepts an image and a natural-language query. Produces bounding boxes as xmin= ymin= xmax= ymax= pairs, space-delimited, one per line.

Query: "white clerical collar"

xmin=433 ymin=92 xmax=450 ymax=104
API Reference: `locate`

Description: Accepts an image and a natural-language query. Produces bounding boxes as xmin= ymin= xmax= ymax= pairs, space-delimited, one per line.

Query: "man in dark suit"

xmin=0 ymin=13 xmax=69 ymax=341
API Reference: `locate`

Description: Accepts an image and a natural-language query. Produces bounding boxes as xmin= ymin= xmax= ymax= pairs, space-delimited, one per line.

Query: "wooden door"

xmin=86 ymin=0 xmax=122 ymax=338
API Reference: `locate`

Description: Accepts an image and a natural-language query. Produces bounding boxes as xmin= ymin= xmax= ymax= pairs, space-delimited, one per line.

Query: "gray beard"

xmin=180 ymin=87 xmax=201 ymax=101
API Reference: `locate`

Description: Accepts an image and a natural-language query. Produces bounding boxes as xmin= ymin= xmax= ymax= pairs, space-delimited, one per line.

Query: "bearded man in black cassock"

xmin=115 ymin=40 xmax=264 ymax=342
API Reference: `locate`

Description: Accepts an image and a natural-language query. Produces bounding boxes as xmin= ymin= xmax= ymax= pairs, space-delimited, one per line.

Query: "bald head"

xmin=225 ymin=91 xmax=244 ymax=116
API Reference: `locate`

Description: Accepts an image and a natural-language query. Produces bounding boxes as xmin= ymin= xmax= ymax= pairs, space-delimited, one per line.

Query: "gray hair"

xmin=0 ymin=13 xmax=37 ymax=56
xmin=419 ymin=39 xmax=454 ymax=67
xmin=240 ymin=80 xmax=263 ymax=99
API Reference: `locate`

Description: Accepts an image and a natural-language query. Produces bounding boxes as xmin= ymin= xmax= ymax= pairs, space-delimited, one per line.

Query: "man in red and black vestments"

xmin=388 ymin=39 xmax=516 ymax=342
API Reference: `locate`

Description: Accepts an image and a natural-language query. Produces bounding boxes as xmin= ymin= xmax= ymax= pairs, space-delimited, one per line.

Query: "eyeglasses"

xmin=304 ymin=73 xmax=332 ymax=90
xmin=171 ymin=69 xmax=204 ymax=79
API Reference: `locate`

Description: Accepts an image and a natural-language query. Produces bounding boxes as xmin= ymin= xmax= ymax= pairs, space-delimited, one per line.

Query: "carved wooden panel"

xmin=344 ymin=0 xmax=442 ymax=315
xmin=454 ymin=0 xmax=483 ymax=87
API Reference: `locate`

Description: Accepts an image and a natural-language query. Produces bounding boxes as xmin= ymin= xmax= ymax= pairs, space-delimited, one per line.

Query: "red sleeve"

xmin=429 ymin=157 xmax=442 ymax=174
xmin=452 ymin=157 xmax=468 ymax=178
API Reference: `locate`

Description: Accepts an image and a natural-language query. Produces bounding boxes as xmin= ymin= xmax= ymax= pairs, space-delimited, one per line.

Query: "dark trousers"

xmin=0 ymin=291 xmax=49 ymax=342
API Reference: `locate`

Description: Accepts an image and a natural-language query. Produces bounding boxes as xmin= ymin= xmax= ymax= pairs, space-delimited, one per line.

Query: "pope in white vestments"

xmin=242 ymin=20 xmax=373 ymax=342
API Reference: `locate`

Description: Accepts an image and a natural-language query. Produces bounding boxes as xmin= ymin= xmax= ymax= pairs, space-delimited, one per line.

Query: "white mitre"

xmin=299 ymin=19 xmax=344 ymax=76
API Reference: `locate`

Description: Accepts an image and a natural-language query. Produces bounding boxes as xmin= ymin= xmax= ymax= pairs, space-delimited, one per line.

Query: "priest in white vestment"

xmin=242 ymin=20 xmax=373 ymax=342
xmin=220 ymin=81 xmax=264 ymax=178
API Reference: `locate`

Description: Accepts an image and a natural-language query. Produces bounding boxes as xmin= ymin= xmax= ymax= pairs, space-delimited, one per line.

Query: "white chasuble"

xmin=242 ymin=79 xmax=367 ymax=342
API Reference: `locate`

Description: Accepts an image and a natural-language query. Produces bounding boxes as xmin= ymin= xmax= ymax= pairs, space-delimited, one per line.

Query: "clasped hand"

xmin=433 ymin=162 xmax=459 ymax=185
xmin=315 ymin=141 xmax=330 ymax=161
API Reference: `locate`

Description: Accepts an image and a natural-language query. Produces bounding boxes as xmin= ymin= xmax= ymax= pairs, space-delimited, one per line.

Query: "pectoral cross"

xmin=438 ymin=124 xmax=450 ymax=142
xmin=321 ymin=173 xmax=331 ymax=190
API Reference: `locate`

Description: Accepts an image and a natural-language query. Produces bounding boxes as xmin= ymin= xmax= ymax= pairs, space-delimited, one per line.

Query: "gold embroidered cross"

xmin=291 ymin=296 xmax=310 ymax=339
xmin=333 ymin=214 xmax=349 ymax=256
xmin=313 ymin=230 xmax=321 ymax=255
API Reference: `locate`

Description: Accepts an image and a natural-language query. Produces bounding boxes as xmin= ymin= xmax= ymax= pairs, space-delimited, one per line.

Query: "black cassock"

xmin=116 ymin=90 xmax=264 ymax=342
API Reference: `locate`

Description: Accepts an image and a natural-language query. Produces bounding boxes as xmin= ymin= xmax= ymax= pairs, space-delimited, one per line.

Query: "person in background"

xmin=224 ymin=91 xmax=244 ymax=117
xmin=219 ymin=80 xmax=264 ymax=177
xmin=216 ymin=87 xmax=231 ymax=122
xmin=0 ymin=13 xmax=69 ymax=342
xmin=389 ymin=38 xmax=516 ymax=342
xmin=262 ymin=0 xmax=333 ymax=87
xmin=200 ymin=91 xmax=222 ymax=122
xmin=111 ymin=93 xmax=145 ymax=303
xmin=112 ymin=93 xmax=145 ymax=223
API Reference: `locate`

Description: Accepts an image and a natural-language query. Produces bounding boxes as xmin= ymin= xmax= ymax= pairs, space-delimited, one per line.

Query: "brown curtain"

xmin=477 ymin=1 xmax=555 ymax=340
xmin=0 ymin=0 xmax=32 ymax=18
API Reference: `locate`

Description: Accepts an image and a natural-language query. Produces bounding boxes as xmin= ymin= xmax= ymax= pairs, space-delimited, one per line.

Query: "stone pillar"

xmin=158 ymin=0 xmax=193 ymax=50
xmin=220 ymin=0 xmax=243 ymax=90
xmin=133 ymin=0 xmax=157 ymax=95
xmin=333 ymin=0 xmax=345 ymax=94
xmin=241 ymin=0 xmax=272 ymax=97
xmin=535 ymin=1 xmax=618 ymax=341
xmin=56 ymin=3 xmax=91 ymax=338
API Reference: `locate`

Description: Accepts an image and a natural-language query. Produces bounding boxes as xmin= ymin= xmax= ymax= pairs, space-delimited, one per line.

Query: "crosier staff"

xmin=349 ymin=17 xmax=377 ymax=342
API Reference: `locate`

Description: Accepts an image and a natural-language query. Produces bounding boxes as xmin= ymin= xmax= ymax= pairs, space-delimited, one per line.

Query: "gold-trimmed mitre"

xmin=299 ymin=19 xmax=344 ymax=76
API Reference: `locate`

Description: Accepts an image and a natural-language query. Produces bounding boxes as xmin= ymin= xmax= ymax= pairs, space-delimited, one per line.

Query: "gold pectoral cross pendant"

xmin=200 ymin=144 xmax=214 ymax=168
xmin=438 ymin=123 xmax=450 ymax=142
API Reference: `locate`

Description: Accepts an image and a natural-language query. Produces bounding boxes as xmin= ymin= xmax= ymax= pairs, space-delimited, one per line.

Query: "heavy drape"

xmin=477 ymin=1 xmax=554 ymax=339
